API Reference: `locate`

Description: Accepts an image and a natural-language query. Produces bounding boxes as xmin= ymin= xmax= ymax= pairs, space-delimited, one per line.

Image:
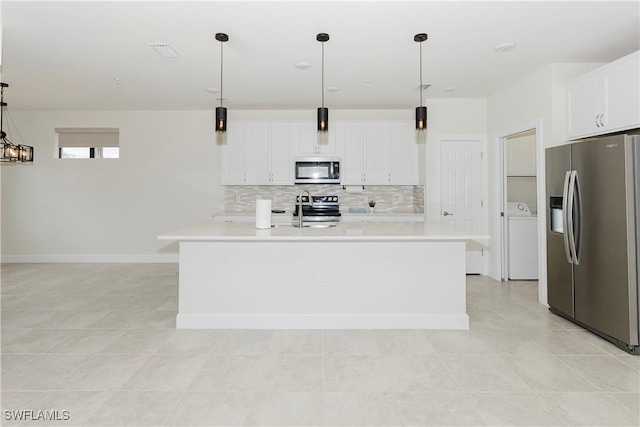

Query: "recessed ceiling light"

xmin=494 ymin=42 xmax=517 ymax=53
xmin=326 ymin=87 xmax=340 ymax=93
xmin=443 ymin=86 xmax=457 ymax=92
xmin=149 ymin=43 xmax=180 ymax=58
xmin=295 ymin=62 xmax=312 ymax=70
xmin=205 ymin=88 xmax=219 ymax=94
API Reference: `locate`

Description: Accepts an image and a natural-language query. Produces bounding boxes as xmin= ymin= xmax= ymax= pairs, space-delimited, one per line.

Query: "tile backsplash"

xmin=224 ymin=185 xmax=424 ymax=213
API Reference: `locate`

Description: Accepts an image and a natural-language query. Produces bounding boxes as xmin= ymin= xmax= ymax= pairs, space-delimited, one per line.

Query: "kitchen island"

xmin=158 ymin=221 xmax=489 ymax=330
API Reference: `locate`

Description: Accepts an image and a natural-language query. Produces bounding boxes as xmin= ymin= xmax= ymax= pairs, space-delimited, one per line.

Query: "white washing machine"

xmin=507 ymin=202 xmax=538 ymax=280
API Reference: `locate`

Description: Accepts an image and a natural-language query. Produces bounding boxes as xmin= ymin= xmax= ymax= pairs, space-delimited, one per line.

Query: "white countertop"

xmin=213 ymin=211 xmax=425 ymax=223
xmin=159 ymin=220 xmax=489 ymax=242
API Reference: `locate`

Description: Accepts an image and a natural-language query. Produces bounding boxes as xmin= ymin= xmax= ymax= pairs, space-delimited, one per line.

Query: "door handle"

xmin=443 ymin=211 xmax=454 ymax=216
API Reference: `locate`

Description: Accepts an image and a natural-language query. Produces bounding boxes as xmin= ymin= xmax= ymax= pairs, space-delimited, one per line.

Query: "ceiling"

xmin=2 ymin=0 xmax=639 ymax=111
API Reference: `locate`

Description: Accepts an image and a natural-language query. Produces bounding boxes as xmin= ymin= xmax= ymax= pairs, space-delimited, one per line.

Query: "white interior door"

xmin=440 ymin=139 xmax=483 ymax=274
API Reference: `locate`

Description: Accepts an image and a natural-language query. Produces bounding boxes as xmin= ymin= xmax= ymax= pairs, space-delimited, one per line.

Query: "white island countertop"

xmin=212 ymin=211 xmax=425 ymax=223
xmin=158 ymin=220 xmax=489 ymax=242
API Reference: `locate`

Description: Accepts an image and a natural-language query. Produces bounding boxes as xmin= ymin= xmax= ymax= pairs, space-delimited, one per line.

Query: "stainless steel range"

xmin=292 ymin=194 xmax=341 ymax=227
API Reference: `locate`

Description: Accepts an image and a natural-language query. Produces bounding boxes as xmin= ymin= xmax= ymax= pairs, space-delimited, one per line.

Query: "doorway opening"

xmin=503 ymin=129 xmax=539 ymax=283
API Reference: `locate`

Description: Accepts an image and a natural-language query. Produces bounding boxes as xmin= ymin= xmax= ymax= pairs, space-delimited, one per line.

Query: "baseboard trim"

xmin=0 ymin=254 xmax=179 ymax=263
xmin=176 ymin=313 xmax=470 ymax=330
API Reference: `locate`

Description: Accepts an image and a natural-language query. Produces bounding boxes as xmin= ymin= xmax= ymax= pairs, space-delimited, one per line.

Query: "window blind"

xmin=55 ymin=128 xmax=119 ymax=148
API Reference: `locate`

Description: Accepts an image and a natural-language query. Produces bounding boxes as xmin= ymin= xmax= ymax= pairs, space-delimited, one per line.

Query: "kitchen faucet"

xmin=298 ymin=189 xmax=312 ymax=228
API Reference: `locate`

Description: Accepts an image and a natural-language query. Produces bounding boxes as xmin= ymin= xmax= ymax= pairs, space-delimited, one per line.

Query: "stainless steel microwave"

xmin=294 ymin=157 xmax=340 ymax=184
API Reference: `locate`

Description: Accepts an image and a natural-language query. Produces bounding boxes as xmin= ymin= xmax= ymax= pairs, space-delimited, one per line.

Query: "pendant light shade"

xmin=215 ymin=32 xmax=229 ymax=133
xmin=317 ymin=33 xmax=330 ymax=132
xmin=416 ymin=106 xmax=427 ymax=131
xmin=414 ymin=33 xmax=428 ymax=132
xmin=215 ymin=106 xmax=227 ymax=132
xmin=317 ymin=107 xmax=328 ymax=132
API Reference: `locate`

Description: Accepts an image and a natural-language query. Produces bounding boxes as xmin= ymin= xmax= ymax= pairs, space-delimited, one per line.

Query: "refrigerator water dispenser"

xmin=550 ymin=196 xmax=564 ymax=233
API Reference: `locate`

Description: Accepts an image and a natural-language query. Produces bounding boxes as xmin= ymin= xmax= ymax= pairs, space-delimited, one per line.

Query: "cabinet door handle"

xmin=599 ymin=113 xmax=605 ymax=127
xmin=595 ymin=114 xmax=600 ymax=127
xmin=443 ymin=211 xmax=454 ymax=216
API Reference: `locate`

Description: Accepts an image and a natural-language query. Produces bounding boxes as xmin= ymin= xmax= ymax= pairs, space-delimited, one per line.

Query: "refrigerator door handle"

xmin=567 ymin=170 xmax=578 ymax=266
xmin=571 ymin=171 xmax=582 ymax=265
xmin=562 ymin=170 xmax=573 ymax=264
xmin=566 ymin=171 xmax=578 ymax=264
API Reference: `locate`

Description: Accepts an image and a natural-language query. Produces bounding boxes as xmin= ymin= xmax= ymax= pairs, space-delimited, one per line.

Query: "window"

xmin=55 ymin=128 xmax=119 ymax=158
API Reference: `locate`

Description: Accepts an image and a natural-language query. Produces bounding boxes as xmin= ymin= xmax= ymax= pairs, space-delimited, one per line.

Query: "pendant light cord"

xmin=220 ymin=40 xmax=224 ymax=108
xmin=419 ymin=40 xmax=423 ymax=107
xmin=0 ymin=85 xmax=4 ymax=137
xmin=321 ymin=40 xmax=325 ymax=108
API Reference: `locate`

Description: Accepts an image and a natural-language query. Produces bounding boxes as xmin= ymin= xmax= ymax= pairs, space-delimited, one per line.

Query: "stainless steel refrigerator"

xmin=546 ymin=132 xmax=640 ymax=354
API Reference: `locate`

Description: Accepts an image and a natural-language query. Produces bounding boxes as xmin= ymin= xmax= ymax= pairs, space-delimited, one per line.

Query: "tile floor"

xmin=1 ymin=263 xmax=639 ymax=426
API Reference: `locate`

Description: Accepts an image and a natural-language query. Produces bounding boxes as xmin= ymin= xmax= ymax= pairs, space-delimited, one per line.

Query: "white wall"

xmin=1 ymin=111 xmax=223 ymax=262
xmin=486 ymin=62 xmax=603 ymax=304
xmin=1 ymin=101 xmax=486 ymax=262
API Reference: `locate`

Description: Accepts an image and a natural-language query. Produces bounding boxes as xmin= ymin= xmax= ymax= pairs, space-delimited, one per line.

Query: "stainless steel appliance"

xmin=546 ymin=132 xmax=640 ymax=354
xmin=292 ymin=194 xmax=341 ymax=226
xmin=294 ymin=157 xmax=340 ymax=184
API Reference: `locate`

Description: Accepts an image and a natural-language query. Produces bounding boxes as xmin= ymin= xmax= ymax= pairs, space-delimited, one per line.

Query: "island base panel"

xmin=177 ymin=241 xmax=468 ymax=329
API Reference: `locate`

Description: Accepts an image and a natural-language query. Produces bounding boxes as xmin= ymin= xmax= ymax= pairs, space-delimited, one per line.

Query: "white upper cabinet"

xmin=294 ymin=121 xmax=337 ymax=155
xmin=363 ymin=123 xmax=391 ymax=184
xmin=336 ymin=122 xmax=365 ymax=184
xmin=245 ymin=123 xmax=272 ymax=184
xmin=222 ymin=120 xmax=419 ymax=186
xmin=565 ymin=51 xmax=640 ymax=140
xmin=269 ymin=124 xmax=294 ymax=184
xmin=221 ymin=123 xmax=247 ymax=184
xmin=388 ymin=122 xmax=419 ymax=184
xmin=338 ymin=121 xmax=419 ymax=185
xmin=221 ymin=122 xmax=294 ymax=185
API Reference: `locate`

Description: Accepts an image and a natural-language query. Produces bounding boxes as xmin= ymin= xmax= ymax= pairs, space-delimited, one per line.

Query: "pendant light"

xmin=414 ymin=33 xmax=428 ymax=132
xmin=317 ymin=33 xmax=329 ymax=132
xmin=0 ymin=83 xmax=34 ymax=163
xmin=215 ymin=33 xmax=229 ymax=133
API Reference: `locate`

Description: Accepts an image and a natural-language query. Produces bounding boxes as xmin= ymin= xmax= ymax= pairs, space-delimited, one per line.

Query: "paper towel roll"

xmin=255 ymin=199 xmax=272 ymax=229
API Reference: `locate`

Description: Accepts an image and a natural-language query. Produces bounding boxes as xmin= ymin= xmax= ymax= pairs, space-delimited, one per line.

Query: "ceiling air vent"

xmin=149 ymin=43 xmax=180 ymax=58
